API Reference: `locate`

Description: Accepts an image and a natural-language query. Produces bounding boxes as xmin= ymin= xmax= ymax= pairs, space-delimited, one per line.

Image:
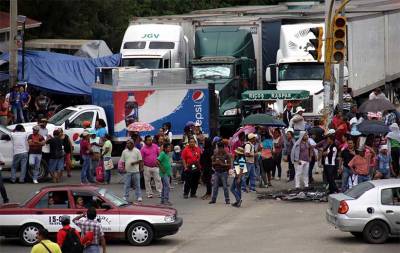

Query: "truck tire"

xmin=362 ymin=220 xmax=389 ymax=244
xmin=27 ymin=159 xmax=48 ymax=182
xmin=126 ymin=222 xmax=154 ymax=246
xmin=19 ymin=223 xmax=43 ymax=246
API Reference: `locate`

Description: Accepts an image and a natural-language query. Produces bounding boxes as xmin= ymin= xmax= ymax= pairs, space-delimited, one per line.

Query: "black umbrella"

xmin=358 ymin=98 xmax=396 ymax=113
xmin=357 ymin=120 xmax=390 ymax=135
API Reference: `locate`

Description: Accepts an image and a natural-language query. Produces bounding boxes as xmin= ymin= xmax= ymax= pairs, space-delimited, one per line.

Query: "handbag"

xmin=104 ymin=158 xmax=114 ymax=170
xmin=96 ymin=160 xmax=105 ymax=183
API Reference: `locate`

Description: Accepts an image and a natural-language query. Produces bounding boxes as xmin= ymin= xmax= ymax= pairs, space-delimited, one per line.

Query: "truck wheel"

xmin=19 ymin=223 xmax=42 ymax=246
xmin=362 ymin=220 xmax=389 ymax=244
xmin=127 ymin=222 xmax=154 ymax=246
xmin=27 ymin=160 xmax=48 ymax=182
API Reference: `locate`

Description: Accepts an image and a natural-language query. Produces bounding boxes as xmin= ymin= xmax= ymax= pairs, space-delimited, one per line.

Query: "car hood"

xmin=0 ymin=203 xmax=20 ymax=209
xmin=119 ymin=204 xmax=177 ymax=216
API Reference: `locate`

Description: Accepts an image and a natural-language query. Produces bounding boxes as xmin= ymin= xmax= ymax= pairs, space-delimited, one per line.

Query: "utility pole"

xmin=9 ymin=0 xmax=18 ymax=88
xmin=323 ymin=0 xmax=334 ymax=114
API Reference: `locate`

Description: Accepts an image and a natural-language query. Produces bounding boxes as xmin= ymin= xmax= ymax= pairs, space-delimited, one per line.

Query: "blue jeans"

xmin=11 ymin=152 xmax=28 ymax=183
xmin=84 ymin=245 xmax=100 ymax=253
xmin=358 ymin=175 xmax=370 ymax=183
xmin=124 ymin=172 xmax=142 ymax=200
xmin=161 ymin=175 xmax=170 ymax=202
xmin=29 ymin=154 xmax=42 ymax=181
xmin=12 ymin=105 xmax=25 ymax=123
xmin=81 ymin=155 xmax=94 ymax=183
xmin=231 ymin=176 xmax=242 ymax=203
xmin=211 ymin=171 xmax=230 ymax=202
xmin=341 ymin=166 xmax=352 ymax=192
xmin=242 ymin=163 xmax=256 ymax=191
xmin=48 ymin=158 xmax=64 ymax=172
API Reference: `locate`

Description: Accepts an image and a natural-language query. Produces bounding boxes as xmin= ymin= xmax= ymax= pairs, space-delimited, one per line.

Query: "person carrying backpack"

xmin=57 ymin=215 xmax=83 ymax=253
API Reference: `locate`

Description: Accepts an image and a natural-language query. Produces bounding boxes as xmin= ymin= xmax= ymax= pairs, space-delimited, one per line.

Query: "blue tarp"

xmin=0 ymin=50 xmax=121 ymax=95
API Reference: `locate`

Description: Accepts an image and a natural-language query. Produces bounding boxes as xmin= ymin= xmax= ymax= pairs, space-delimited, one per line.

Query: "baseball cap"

xmin=326 ymin=129 xmax=336 ymax=136
xmin=81 ymin=131 xmax=89 ymax=137
xmin=194 ymin=122 xmax=201 ymax=127
xmin=248 ymin=133 xmax=256 ymax=140
xmin=295 ymin=106 xmax=306 ymax=113
xmin=380 ymin=145 xmax=388 ymax=150
xmin=174 ymin=145 xmax=181 ymax=152
xmin=285 ymin=127 xmax=294 ymax=134
xmin=32 ymin=125 xmax=40 ymax=131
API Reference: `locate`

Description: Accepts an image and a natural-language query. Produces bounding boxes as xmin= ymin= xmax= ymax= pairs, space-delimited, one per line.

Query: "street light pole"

xmin=17 ymin=15 xmax=27 ymax=81
xmin=9 ymin=0 xmax=18 ymax=88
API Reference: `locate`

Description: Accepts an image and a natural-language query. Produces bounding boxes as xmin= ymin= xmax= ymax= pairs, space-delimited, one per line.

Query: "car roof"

xmin=370 ymin=179 xmax=400 ymax=188
xmin=39 ymin=184 xmax=100 ymax=191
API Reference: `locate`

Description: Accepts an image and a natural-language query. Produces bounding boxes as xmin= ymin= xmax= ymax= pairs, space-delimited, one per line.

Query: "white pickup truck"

xmin=1 ymin=105 xmax=108 ymax=181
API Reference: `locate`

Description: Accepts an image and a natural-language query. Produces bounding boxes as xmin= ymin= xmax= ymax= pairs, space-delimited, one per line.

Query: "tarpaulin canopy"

xmin=241 ymin=90 xmax=310 ymax=101
xmin=0 ymin=50 xmax=121 ymax=95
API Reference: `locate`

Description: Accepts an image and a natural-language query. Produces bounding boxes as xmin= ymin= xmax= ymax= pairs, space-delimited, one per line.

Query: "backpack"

xmin=61 ymin=228 xmax=83 ymax=253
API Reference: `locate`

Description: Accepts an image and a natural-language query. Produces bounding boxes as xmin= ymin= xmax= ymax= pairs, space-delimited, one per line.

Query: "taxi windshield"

xmin=97 ymin=188 xmax=129 ymax=207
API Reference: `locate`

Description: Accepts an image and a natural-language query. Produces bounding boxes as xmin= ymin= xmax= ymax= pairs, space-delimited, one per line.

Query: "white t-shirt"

xmin=244 ymin=142 xmax=255 ymax=163
xmin=120 ymin=148 xmax=142 ymax=173
xmin=11 ymin=132 xmax=29 ymax=155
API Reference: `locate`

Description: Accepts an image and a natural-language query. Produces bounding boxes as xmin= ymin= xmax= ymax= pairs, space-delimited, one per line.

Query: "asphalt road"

xmin=1 ymin=167 xmax=399 ymax=253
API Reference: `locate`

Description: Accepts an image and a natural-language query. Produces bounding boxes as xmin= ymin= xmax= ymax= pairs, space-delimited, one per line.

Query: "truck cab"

xmin=266 ymin=23 xmax=325 ymax=117
xmin=192 ymin=26 xmax=256 ymax=135
xmin=120 ymin=24 xmax=189 ymax=69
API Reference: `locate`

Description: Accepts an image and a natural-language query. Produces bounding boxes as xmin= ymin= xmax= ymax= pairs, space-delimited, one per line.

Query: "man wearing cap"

xmin=283 ymin=128 xmax=296 ymax=181
xmin=242 ymin=133 xmax=257 ymax=192
xmin=80 ymin=131 xmax=95 ymax=184
xmin=231 ymin=147 xmax=246 ymax=207
xmin=89 ymin=130 xmax=101 ymax=178
xmin=56 ymin=215 xmax=81 ymax=250
xmin=282 ymin=103 xmax=293 ymax=127
xmin=289 ymin=106 xmax=306 ymax=133
xmin=28 ymin=126 xmax=45 ymax=184
xmin=39 ymin=118 xmax=51 ymax=158
xmin=376 ymin=145 xmax=393 ymax=179
xmin=120 ymin=139 xmax=143 ymax=202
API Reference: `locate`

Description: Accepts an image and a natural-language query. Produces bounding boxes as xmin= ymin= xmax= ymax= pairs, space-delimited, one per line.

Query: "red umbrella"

xmin=127 ymin=122 xmax=154 ymax=132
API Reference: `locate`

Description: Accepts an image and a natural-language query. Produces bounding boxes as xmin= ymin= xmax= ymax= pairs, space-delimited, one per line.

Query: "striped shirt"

xmin=73 ymin=218 xmax=104 ymax=245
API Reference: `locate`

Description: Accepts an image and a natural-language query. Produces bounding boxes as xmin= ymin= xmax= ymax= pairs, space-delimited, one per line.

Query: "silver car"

xmin=326 ymin=179 xmax=400 ymax=243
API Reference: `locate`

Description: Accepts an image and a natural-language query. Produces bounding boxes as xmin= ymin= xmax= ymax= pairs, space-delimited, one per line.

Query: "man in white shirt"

xmin=289 ymin=106 xmax=306 ymax=132
xmin=120 ymin=139 xmax=143 ymax=203
xmin=11 ymin=124 xmax=29 ymax=183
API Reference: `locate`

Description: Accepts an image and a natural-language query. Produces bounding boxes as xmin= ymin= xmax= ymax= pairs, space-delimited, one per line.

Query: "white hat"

xmin=380 ymin=145 xmax=388 ymax=150
xmin=174 ymin=145 xmax=181 ymax=152
xmin=285 ymin=127 xmax=294 ymax=134
xmin=81 ymin=131 xmax=89 ymax=137
xmin=295 ymin=106 xmax=306 ymax=113
xmin=194 ymin=122 xmax=201 ymax=127
xmin=248 ymin=133 xmax=257 ymax=140
xmin=325 ymin=129 xmax=336 ymax=136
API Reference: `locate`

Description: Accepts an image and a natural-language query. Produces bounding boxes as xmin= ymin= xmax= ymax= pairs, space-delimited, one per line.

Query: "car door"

xmin=31 ymin=190 xmax=73 ymax=233
xmin=71 ymin=190 xmax=119 ymax=233
xmin=380 ymin=187 xmax=400 ymax=234
xmin=64 ymin=111 xmax=96 ymax=154
xmin=0 ymin=127 xmax=13 ymax=168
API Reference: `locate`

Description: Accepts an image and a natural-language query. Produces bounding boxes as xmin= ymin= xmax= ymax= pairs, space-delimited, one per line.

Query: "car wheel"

xmin=27 ymin=160 xmax=48 ymax=182
xmin=362 ymin=220 xmax=389 ymax=244
xmin=127 ymin=222 xmax=154 ymax=246
xmin=19 ymin=223 xmax=43 ymax=246
xmin=350 ymin=232 xmax=363 ymax=238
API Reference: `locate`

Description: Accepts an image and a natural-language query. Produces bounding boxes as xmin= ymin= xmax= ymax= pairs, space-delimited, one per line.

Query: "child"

xmin=158 ymin=143 xmax=172 ymax=205
xmin=375 ymin=145 xmax=392 ymax=179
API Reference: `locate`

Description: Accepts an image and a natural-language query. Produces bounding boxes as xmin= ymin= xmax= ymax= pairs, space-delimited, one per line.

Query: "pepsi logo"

xmin=192 ymin=90 xmax=204 ymax=103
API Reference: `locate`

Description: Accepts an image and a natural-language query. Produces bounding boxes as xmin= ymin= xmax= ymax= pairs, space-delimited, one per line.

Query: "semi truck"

xmin=120 ymin=24 xmax=189 ymax=69
xmin=191 ymin=26 xmax=257 ymax=135
xmin=266 ymin=23 xmax=325 ymax=117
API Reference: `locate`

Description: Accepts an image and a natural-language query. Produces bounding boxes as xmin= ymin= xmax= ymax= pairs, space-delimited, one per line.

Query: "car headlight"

xmin=164 ymin=215 xmax=175 ymax=223
xmin=223 ymin=108 xmax=240 ymax=116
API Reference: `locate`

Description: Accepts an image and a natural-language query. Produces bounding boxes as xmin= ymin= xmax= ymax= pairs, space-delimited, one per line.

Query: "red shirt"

xmin=57 ymin=225 xmax=81 ymax=247
xmin=182 ymin=146 xmax=202 ymax=166
xmin=80 ymin=139 xmax=90 ymax=156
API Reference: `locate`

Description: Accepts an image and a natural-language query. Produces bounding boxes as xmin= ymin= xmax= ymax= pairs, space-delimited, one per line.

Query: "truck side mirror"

xmin=65 ymin=119 xmax=70 ymax=129
xmin=266 ymin=64 xmax=277 ymax=84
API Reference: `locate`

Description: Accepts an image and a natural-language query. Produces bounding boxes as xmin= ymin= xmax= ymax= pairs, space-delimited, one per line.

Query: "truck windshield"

xmin=48 ymin=109 xmax=76 ymax=126
xmin=192 ymin=65 xmax=232 ymax=79
xmin=121 ymin=58 xmax=162 ymax=69
xmin=278 ymin=63 xmax=324 ymax=81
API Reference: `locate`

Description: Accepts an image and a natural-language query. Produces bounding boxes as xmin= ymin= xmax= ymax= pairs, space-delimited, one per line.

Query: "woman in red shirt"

xmin=181 ymin=137 xmax=202 ymax=199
